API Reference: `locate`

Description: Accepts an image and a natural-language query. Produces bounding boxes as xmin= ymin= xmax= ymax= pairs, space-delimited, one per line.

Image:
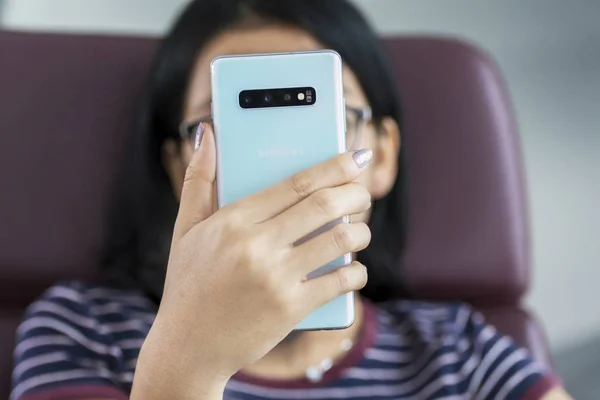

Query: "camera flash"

xmin=297 ymin=93 xmax=305 ymax=101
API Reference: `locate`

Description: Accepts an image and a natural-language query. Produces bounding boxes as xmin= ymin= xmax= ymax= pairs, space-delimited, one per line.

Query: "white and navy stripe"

xmin=11 ymin=282 xmax=558 ymax=400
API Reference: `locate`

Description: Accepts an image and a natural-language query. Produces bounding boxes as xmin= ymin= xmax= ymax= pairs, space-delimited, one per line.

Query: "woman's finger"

xmin=285 ymin=222 xmax=371 ymax=279
xmin=298 ymin=261 xmax=368 ymax=311
xmin=173 ymin=123 xmax=217 ymax=241
xmin=235 ymin=148 xmax=373 ymax=223
xmin=264 ymin=182 xmax=371 ymax=245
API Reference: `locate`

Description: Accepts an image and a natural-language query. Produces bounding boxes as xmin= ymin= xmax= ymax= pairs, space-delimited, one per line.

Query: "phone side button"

xmin=342 ymin=97 xmax=347 ymax=150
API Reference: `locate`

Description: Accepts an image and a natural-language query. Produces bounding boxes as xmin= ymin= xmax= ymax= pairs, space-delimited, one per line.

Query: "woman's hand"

xmin=131 ymin=125 xmax=373 ymax=399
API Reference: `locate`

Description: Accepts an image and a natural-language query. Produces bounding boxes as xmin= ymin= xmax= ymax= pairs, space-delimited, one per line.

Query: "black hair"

xmin=103 ymin=0 xmax=408 ymax=304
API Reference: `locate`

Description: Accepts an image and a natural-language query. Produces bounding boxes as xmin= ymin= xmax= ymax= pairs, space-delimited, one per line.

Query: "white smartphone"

xmin=210 ymin=50 xmax=354 ymax=330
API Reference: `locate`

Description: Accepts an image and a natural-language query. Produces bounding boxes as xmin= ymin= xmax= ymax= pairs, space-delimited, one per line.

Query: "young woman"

xmin=11 ymin=1 xmax=571 ymax=399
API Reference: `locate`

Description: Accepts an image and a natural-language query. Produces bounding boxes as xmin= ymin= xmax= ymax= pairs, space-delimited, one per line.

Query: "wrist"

xmin=132 ymin=369 xmax=225 ymax=400
xmin=131 ymin=317 xmax=230 ymax=399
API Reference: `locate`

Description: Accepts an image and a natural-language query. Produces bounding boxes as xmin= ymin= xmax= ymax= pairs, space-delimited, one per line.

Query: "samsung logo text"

xmin=258 ymin=148 xmax=305 ymax=158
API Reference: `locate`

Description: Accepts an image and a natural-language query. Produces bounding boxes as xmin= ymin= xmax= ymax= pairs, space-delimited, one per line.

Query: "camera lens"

xmin=243 ymin=95 xmax=252 ymax=104
xmin=284 ymin=93 xmax=291 ymax=101
xmin=264 ymin=93 xmax=272 ymax=103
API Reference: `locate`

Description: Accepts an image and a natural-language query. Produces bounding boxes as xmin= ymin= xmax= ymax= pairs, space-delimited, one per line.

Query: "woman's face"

xmin=164 ymin=23 xmax=401 ymax=224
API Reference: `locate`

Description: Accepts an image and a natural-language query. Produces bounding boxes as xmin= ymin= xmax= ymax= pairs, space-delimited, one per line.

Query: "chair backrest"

xmin=0 ymin=30 xmax=548 ymax=396
xmin=384 ymin=38 xmax=530 ymax=303
xmin=381 ymin=38 xmax=550 ymax=366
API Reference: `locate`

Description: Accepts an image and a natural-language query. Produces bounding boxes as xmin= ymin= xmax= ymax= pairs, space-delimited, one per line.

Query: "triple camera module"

xmin=239 ymin=87 xmax=316 ymax=109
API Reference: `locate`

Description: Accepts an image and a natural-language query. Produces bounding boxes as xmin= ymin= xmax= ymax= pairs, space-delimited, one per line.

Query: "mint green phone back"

xmin=211 ymin=51 xmax=354 ymax=330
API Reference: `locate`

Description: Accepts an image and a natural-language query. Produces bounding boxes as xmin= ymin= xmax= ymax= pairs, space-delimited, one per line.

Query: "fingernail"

xmin=353 ymin=148 xmax=372 ymax=168
xmin=194 ymin=123 xmax=205 ymax=151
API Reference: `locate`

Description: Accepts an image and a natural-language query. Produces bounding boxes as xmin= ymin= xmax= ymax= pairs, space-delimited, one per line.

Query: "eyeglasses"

xmin=179 ymin=106 xmax=372 ymax=151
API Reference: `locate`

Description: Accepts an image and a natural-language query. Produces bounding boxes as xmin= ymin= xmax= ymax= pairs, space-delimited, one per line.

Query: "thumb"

xmin=173 ymin=122 xmax=216 ymax=241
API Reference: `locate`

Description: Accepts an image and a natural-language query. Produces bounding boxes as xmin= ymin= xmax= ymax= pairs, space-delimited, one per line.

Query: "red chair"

xmin=0 ymin=30 xmax=551 ymax=397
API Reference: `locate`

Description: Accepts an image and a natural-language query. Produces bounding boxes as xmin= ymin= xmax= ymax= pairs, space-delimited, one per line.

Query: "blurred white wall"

xmin=2 ymin=0 xmax=599 ymax=353
xmin=1 ymin=0 xmax=186 ymax=35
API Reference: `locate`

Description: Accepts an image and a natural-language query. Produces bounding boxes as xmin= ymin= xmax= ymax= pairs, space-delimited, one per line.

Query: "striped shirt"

xmin=11 ymin=282 xmax=558 ymax=400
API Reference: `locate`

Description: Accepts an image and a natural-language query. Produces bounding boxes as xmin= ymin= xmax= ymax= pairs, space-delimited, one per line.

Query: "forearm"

xmin=131 ymin=367 xmax=225 ymax=400
xmin=131 ymin=378 xmax=224 ymax=400
xmin=131 ymin=318 xmax=228 ymax=400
